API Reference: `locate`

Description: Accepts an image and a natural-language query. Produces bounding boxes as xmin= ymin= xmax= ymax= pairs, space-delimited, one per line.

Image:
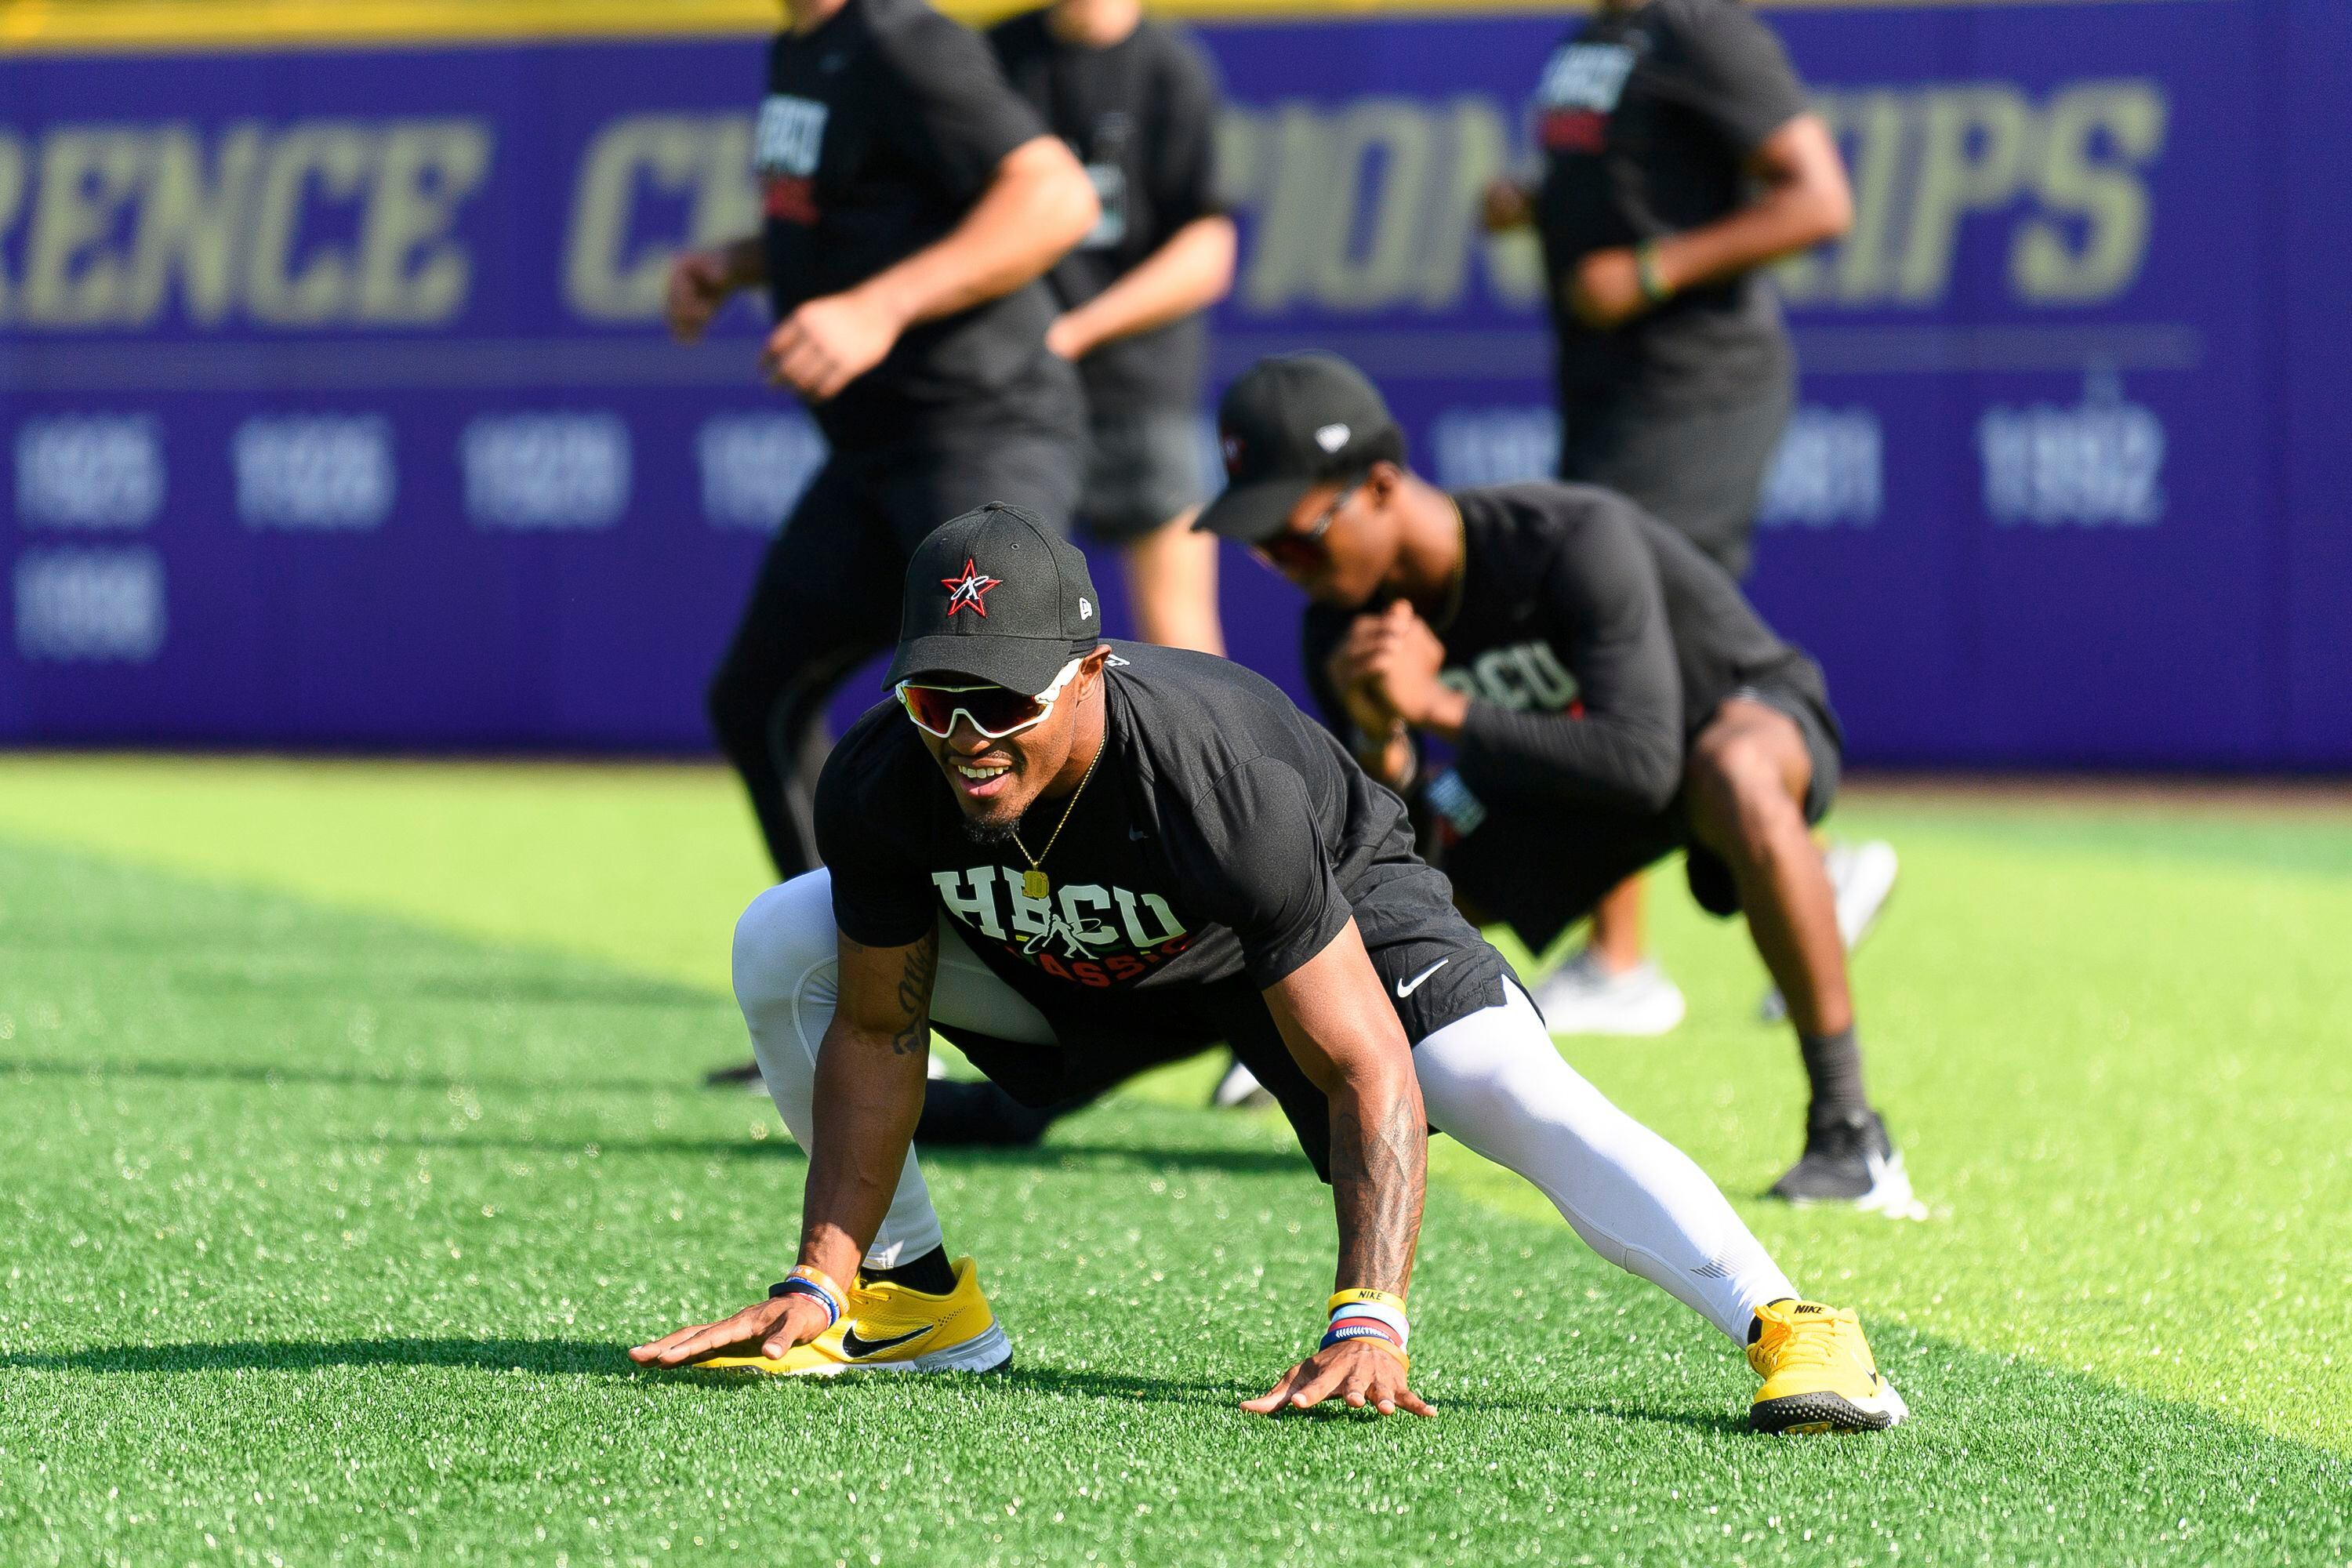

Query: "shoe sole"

xmin=699 ymin=1322 xmax=1015 ymax=1377
xmin=1751 ymin=1379 xmax=1909 ymax=1435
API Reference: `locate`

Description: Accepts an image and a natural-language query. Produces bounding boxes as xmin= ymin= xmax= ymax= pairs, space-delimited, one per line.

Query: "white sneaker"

xmin=1532 ymin=949 xmax=1686 ymax=1036
xmin=1826 ymin=839 xmax=1900 ymax=949
xmin=1210 ymin=1057 xmax=1273 ymax=1109
xmin=1760 ymin=840 xmax=1900 ymax=1023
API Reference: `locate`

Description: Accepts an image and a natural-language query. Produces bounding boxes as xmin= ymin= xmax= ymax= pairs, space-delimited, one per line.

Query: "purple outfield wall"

xmin=3 ymin=0 xmax=2347 ymax=768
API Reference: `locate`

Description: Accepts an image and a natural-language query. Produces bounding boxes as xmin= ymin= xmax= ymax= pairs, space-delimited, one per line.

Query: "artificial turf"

xmin=1 ymin=758 xmax=2347 ymax=1566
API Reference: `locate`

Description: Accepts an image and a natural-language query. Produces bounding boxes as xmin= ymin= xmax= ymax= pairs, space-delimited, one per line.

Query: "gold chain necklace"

xmin=1011 ymin=735 xmax=1102 ymax=901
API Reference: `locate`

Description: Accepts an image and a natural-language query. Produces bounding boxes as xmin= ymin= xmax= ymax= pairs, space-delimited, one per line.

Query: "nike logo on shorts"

xmin=839 ymin=1323 xmax=933 ymax=1359
xmin=1394 ymin=959 xmax=1450 ymax=999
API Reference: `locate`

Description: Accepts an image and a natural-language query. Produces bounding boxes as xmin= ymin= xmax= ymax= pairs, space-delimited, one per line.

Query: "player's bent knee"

xmin=1689 ymin=741 xmax=1795 ymax=848
xmin=731 ymin=870 xmax=838 ymax=1011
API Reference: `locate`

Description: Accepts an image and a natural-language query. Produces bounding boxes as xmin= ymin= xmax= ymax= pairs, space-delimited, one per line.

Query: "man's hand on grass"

xmin=1242 ymin=1340 xmax=1434 ymax=1419
xmin=629 ymin=1292 xmax=833 ymax=1367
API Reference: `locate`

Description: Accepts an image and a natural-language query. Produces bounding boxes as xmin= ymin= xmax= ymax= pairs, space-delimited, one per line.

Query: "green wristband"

xmin=1635 ymin=240 xmax=1674 ymax=304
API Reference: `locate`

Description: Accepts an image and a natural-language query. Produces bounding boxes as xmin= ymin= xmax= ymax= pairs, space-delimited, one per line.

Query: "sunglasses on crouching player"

xmin=1256 ymin=483 xmax=1360 ymax=573
xmin=895 ymin=656 xmax=1084 ymax=741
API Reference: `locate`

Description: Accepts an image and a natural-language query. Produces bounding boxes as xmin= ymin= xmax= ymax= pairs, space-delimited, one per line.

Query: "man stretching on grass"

xmin=1197 ymin=353 xmax=1914 ymax=1215
xmin=633 ymin=504 xmax=1908 ymax=1432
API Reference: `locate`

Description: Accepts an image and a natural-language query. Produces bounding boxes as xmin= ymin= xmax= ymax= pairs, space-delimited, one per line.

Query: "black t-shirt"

xmin=757 ymin=0 xmax=1068 ymax=445
xmin=1304 ymin=482 xmax=1828 ymax=818
xmin=1530 ymin=0 xmax=1809 ymax=405
xmin=816 ymin=644 xmax=1498 ymax=1054
xmin=988 ymin=9 xmax=1224 ymax=417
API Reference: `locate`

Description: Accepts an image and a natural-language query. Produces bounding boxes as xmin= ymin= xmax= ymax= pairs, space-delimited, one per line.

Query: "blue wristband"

xmin=768 ymin=1275 xmax=843 ymax=1327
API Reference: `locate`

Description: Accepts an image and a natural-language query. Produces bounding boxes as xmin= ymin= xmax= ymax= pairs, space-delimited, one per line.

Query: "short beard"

xmin=958 ymin=813 xmax=1020 ymax=848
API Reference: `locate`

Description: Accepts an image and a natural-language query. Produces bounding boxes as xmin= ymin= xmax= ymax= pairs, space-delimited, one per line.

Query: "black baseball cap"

xmin=887 ymin=503 xmax=1102 ymax=695
xmin=1195 ymin=352 xmax=1404 ymax=544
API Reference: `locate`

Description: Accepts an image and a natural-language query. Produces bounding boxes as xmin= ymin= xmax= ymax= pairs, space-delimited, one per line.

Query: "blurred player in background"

xmin=1481 ymin=0 xmax=1883 ymax=1036
xmin=991 ymin=0 xmax=1237 ymax=655
xmin=1201 ymin=353 xmax=1915 ymax=1214
xmin=669 ymin=0 xmax=1096 ymax=1089
xmin=668 ymin=0 xmax=1098 ymax=892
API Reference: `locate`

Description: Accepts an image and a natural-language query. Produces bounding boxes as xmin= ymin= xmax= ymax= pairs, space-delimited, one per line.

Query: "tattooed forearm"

xmin=1329 ymin=1085 xmax=1426 ymax=1295
xmin=888 ymin=936 xmax=938 ymax=1056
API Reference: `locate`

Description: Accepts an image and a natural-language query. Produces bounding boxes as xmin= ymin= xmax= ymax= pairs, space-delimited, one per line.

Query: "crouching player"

xmin=632 ymin=503 xmax=1907 ymax=1432
xmin=1199 ymin=354 xmax=1916 ymax=1215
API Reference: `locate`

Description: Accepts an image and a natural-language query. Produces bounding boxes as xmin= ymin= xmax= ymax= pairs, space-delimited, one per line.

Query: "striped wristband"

xmin=768 ymin=1265 xmax=847 ymax=1328
xmin=1322 ymin=1288 xmax=1409 ymax=1356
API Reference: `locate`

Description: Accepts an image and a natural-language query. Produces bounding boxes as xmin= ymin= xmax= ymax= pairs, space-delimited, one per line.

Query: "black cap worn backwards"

xmin=1195 ymin=351 xmax=1405 ymax=544
xmin=887 ymin=503 xmax=1102 ymax=695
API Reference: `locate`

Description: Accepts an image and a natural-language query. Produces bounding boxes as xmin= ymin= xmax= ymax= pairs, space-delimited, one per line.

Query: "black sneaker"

xmin=1769 ymin=1110 xmax=1923 ymax=1219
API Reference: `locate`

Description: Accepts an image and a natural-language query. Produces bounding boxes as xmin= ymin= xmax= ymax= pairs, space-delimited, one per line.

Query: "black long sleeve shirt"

xmin=1304 ymin=481 xmax=1824 ymax=817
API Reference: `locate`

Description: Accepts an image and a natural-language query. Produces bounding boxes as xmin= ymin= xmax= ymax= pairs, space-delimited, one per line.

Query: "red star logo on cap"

xmin=940 ymin=557 xmax=1003 ymax=616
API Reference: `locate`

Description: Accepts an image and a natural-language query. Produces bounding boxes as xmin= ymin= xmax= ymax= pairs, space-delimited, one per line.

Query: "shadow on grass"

xmin=990 ymin=1365 xmax=1671 ymax=1423
xmin=156 ymin=965 xmax=721 ymax=1011
xmin=2 ymin=1338 xmax=638 ymax=1377
xmin=379 ymin=1131 xmax=1307 ymax=1178
xmin=0 ymin=1056 xmax=669 ymax=1099
xmin=1 ymin=1343 xmax=1240 ymax=1408
xmin=3 ymin=1338 xmax=1749 ymax=1432
xmin=945 ymin=1138 xmax=1308 ymax=1178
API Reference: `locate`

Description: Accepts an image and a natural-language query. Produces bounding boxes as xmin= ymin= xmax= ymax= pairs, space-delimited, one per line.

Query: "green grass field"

xmin=2 ymin=757 xmax=2348 ymax=1566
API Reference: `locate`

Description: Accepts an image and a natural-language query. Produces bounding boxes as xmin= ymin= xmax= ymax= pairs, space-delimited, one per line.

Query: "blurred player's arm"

xmin=1624 ymin=114 xmax=1850 ymax=305
xmin=1051 ymin=23 xmax=1233 ymax=361
xmin=664 ymin=236 xmax=764 ymax=343
xmin=1479 ymin=176 xmax=1535 ymax=234
xmin=717 ymin=136 xmax=1095 ymax=397
xmin=850 ymin=135 xmax=1101 ymax=339
xmin=1045 ymin=214 xmax=1236 ymax=361
xmin=1571 ymin=0 xmax=1849 ymax=330
xmin=1567 ymin=113 xmax=1848 ymax=328
xmin=628 ymin=930 xmax=935 ymax=1367
xmin=767 ymin=136 xmax=1099 ymax=399
xmin=1244 ymin=919 xmax=1435 ymax=1418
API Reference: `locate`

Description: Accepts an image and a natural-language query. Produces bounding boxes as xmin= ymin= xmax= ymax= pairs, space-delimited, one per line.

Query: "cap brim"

xmin=885 ymin=632 xmax=1080 ymax=695
xmin=1193 ymin=475 xmax=1315 ymax=543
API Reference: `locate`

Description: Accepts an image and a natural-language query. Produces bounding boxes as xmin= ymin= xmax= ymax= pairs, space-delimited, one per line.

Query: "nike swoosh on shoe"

xmin=839 ymin=1324 xmax=935 ymax=1359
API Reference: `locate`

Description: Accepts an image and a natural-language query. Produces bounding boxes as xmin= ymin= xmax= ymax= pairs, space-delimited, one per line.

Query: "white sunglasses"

xmin=895 ymin=656 xmax=1083 ymax=740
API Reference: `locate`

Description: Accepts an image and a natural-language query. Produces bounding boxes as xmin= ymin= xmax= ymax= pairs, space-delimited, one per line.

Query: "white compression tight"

xmin=735 ymin=870 xmax=1797 ymax=1343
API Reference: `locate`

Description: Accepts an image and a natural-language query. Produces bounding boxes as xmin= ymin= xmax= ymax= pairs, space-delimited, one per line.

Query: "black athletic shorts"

xmin=1076 ymin=405 xmax=1210 ymax=542
xmin=933 ymin=873 xmax=1512 ymax=1183
xmin=1437 ymin=673 xmax=1842 ymax=955
xmin=1556 ymin=372 xmax=1794 ymax=580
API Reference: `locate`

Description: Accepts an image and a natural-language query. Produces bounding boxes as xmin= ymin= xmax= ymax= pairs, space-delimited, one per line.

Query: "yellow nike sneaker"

xmin=699 ymin=1257 xmax=1012 ymax=1377
xmin=1747 ymin=1298 xmax=1908 ymax=1433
